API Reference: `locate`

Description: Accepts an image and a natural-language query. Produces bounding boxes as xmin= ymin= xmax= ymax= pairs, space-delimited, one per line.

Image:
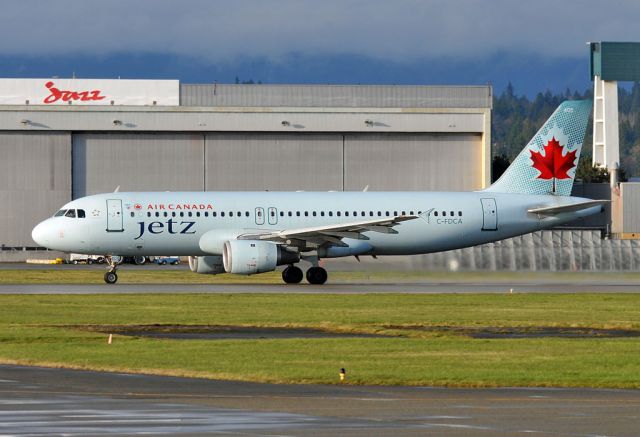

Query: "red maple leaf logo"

xmin=530 ymin=137 xmax=577 ymax=180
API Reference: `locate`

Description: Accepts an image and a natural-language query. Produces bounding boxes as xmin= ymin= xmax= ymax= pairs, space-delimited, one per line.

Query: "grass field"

xmin=1 ymin=292 xmax=640 ymax=387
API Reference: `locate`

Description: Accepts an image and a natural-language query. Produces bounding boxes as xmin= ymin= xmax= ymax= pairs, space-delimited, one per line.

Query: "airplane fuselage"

xmin=33 ymin=191 xmax=601 ymax=257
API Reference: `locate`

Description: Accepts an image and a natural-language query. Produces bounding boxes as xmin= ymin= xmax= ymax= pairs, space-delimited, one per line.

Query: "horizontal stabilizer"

xmin=527 ymin=200 xmax=609 ymax=216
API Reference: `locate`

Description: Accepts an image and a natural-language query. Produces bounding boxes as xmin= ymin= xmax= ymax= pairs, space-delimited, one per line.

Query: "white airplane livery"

xmin=32 ymin=100 xmax=606 ymax=285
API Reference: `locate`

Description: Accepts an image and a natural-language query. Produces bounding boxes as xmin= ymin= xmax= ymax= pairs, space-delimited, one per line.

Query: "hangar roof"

xmin=180 ymin=84 xmax=492 ymax=109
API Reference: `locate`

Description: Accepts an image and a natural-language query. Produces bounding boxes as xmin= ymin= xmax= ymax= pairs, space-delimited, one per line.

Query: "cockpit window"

xmin=54 ymin=209 xmax=67 ymax=217
xmin=77 ymin=209 xmax=86 ymax=218
xmin=64 ymin=209 xmax=76 ymax=218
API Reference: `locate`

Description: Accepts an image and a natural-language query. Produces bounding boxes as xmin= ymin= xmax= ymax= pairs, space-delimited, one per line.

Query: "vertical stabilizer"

xmin=485 ymin=100 xmax=592 ymax=196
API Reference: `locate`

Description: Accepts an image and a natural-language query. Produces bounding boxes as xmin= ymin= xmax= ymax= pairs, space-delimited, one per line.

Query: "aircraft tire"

xmin=282 ymin=266 xmax=303 ymax=284
xmin=104 ymin=271 xmax=118 ymax=284
xmin=306 ymin=267 xmax=328 ymax=285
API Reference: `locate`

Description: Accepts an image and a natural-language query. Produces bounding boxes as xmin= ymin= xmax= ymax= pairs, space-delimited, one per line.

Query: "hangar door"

xmin=343 ymin=133 xmax=483 ymax=191
xmin=205 ymin=133 xmax=344 ymax=191
xmin=0 ymin=132 xmax=71 ymax=247
xmin=72 ymin=133 xmax=205 ymax=198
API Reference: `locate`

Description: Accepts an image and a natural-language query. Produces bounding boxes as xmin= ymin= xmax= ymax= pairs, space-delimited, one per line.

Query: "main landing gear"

xmin=281 ymin=264 xmax=328 ymax=285
xmin=104 ymin=257 xmax=118 ymax=284
xmin=282 ymin=265 xmax=303 ymax=284
xmin=306 ymin=266 xmax=328 ymax=285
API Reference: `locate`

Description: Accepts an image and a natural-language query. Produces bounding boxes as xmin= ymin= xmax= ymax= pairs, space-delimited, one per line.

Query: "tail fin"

xmin=486 ymin=100 xmax=592 ymax=196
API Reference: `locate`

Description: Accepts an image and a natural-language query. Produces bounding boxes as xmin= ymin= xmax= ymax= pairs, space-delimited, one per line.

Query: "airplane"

xmin=32 ymin=100 xmax=607 ymax=285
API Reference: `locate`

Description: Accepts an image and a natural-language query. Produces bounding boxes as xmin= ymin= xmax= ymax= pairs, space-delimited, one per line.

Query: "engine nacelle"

xmin=222 ymin=240 xmax=300 ymax=275
xmin=188 ymin=255 xmax=225 ymax=274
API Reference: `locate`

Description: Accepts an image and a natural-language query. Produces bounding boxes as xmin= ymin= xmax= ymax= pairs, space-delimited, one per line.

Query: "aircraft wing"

xmin=238 ymin=215 xmax=417 ymax=247
xmin=527 ymin=200 xmax=609 ymax=216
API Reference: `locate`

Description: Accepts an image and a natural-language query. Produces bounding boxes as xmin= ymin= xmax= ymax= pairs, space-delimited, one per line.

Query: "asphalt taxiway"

xmin=1 ymin=365 xmax=639 ymax=436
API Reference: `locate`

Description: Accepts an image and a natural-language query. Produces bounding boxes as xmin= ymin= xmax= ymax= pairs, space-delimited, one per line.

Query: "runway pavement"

xmin=1 ymin=364 xmax=639 ymax=436
xmin=1 ymin=279 xmax=639 ymax=293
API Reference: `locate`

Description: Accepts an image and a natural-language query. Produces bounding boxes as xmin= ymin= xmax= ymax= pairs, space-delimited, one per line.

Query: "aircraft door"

xmin=255 ymin=207 xmax=265 ymax=225
xmin=480 ymin=198 xmax=498 ymax=231
xmin=268 ymin=207 xmax=278 ymax=225
xmin=106 ymin=199 xmax=124 ymax=232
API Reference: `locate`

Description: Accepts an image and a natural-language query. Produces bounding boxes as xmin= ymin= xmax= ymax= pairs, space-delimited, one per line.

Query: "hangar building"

xmin=0 ymin=79 xmax=492 ymax=260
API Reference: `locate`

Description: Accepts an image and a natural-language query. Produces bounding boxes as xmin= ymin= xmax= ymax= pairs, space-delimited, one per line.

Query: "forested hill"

xmin=492 ymin=83 xmax=640 ymax=179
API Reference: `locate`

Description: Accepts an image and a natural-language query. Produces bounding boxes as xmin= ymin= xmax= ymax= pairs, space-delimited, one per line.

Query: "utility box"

xmin=611 ymin=182 xmax=640 ymax=237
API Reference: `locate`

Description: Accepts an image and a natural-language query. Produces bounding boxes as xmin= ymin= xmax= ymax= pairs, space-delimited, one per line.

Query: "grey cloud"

xmin=1 ymin=0 xmax=639 ymax=61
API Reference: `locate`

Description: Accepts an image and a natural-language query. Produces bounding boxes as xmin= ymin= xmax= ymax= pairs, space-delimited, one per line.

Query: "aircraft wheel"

xmin=104 ymin=271 xmax=118 ymax=284
xmin=306 ymin=266 xmax=328 ymax=285
xmin=133 ymin=256 xmax=146 ymax=265
xmin=282 ymin=266 xmax=303 ymax=284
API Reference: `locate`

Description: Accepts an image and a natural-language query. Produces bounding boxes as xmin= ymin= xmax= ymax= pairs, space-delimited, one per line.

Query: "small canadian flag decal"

xmin=530 ymin=137 xmax=577 ymax=180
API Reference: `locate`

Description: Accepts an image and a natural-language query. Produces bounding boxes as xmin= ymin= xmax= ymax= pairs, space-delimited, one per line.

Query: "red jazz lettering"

xmin=43 ymin=81 xmax=106 ymax=104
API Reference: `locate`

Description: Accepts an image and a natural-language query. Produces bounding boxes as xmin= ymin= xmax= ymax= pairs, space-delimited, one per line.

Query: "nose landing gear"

xmin=104 ymin=256 xmax=119 ymax=284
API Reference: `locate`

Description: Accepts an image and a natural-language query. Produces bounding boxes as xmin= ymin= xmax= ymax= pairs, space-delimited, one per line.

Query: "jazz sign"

xmin=0 ymin=78 xmax=179 ymax=106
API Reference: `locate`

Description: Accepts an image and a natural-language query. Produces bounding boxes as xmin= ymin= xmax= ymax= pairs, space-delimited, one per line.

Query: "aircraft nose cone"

xmin=32 ymin=221 xmax=51 ymax=246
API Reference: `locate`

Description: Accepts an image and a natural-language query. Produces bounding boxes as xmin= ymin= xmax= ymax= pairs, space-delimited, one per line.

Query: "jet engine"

xmin=222 ymin=240 xmax=299 ymax=275
xmin=188 ymin=255 xmax=225 ymax=274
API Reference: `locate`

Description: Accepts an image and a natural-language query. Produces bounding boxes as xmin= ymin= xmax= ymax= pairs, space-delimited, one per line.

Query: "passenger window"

xmin=196 ymin=212 xmax=200 ymax=217
xmin=458 ymin=211 xmax=462 ymax=216
xmin=296 ymin=211 xmax=301 ymax=217
xmin=450 ymin=211 xmax=454 ymax=216
xmin=361 ymin=211 xmax=365 ymax=216
xmin=229 ymin=212 xmax=234 ymax=217
xmin=394 ymin=211 xmax=398 ymax=216
xmin=321 ymin=211 xmax=325 ymax=217
xmin=329 ymin=211 xmax=333 ymax=217
xmin=221 ymin=212 xmax=225 ymax=217
xmin=54 ymin=209 xmax=67 ymax=217
xmin=205 ymin=212 xmax=209 ymax=217
xmin=172 ymin=212 xmax=176 ymax=217
xmin=312 ymin=211 xmax=317 ymax=217
xmin=434 ymin=211 xmax=438 ymax=216
xmin=386 ymin=211 xmax=390 ymax=216
xmin=288 ymin=211 xmax=293 ymax=217
xmin=180 ymin=212 xmax=184 ymax=217
xmin=442 ymin=211 xmax=446 ymax=216
xmin=304 ymin=211 xmax=309 ymax=217
xmin=401 ymin=211 xmax=406 ymax=215
xmin=155 ymin=212 xmax=160 ymax=218
xmin=77 ymin=209 xmax=86 ymax=218
xmin=130 ymin=212 xmax=135 ymax=218
xmin=377 ymin=211 xmax=382 ymax=216
xmin=345 ymin=211 xmax=349 ymax=216
xmin=280 ymin=211 xmax=284 ymax=217
xmin=212 ymin=211 xmax=217 ymax=217
xmin=410 ymin=211 xmax=414 ymax=215
xmin=337 ymin=211 xmax=341 ymax=217
xmin=147 ymin=212 xmax=151 ymax=218
xmin=238 ymin=211 xmax=241 ymax=217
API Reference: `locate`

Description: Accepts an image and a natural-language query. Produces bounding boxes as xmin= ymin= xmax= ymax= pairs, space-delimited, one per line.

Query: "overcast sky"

xmin=2 ymin=0 xmax=639 ymax=62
